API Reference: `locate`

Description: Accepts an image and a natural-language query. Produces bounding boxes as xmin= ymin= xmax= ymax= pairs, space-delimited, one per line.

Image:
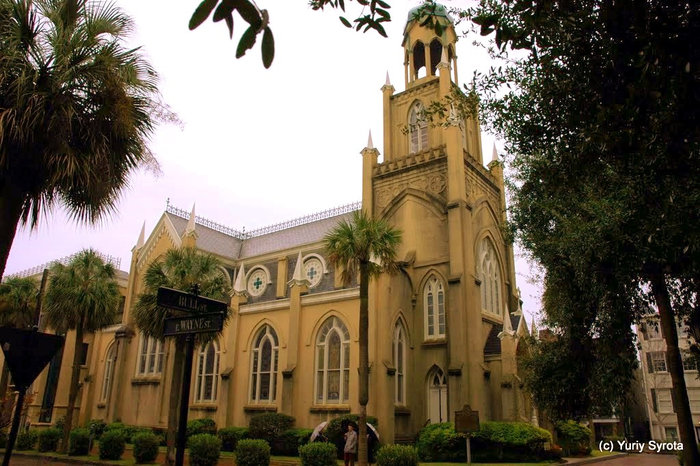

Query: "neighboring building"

xmin=9 ymin=5 xmax=533 ymax=442
xmin=637 ymin=315 xmax=700 ymax=441
xmin=0 ymin=251 xmax=128 ymax=426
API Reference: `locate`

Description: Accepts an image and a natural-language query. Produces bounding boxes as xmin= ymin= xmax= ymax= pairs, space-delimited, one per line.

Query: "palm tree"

xmin=43 ymin=249 xmax=120 ymax=452
xmin=0 ymin=0 xmax=163 ymax=280
xmin=132 ymin=247 xmax=230 ymax=466
xmin=324 ymin=209 xmax=401 ymax=466
xmin=0 ymin=276 xmax=39 ymax=394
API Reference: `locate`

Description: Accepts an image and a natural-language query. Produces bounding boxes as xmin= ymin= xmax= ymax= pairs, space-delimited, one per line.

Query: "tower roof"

xmin=406 ymin=3 xmax=454 ymax=25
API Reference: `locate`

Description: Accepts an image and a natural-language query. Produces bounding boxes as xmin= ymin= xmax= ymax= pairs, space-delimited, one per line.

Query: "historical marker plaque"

xmin=455 ymin=404 xmax=480 ymax=433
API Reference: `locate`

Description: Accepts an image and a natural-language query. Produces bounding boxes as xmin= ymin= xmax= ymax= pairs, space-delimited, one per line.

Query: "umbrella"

xmin=367 ymin=422 xmax=379 ymax=441
xmin=310 ymin=421 xmax=328 ymax=442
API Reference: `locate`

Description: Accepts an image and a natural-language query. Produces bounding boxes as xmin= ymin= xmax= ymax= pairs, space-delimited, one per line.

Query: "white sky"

xmin=5 ymin=0 xmax=542 ymax=323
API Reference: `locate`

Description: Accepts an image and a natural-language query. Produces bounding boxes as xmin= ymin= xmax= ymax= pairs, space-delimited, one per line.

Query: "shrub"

xmin=99 ymin=429 xmax=126 ymax=460
xmin=248 ymin=412 xmax=294 ymax=445
xmin=299 ymin=442 xmax=337 ymax=466
xmin=104 ymin=422 xmax=150 ymax=443
xmin=472 ymin=421 xmax=552 ymax=462
xmin=53 ymin=416 xmax=65 ymax=433
xmin=86 ymin=419 xmax=107 ymax=439
xmin=189 ymin=433 xmax=222 ymax=466
xmin=68 ymin=428 xmax=90 ymax=456
xmin=556 ymin=420 xmax=592 ymax=456
xmin=272 ymin=428 xmax=314 ymax=456
xmin=187 ymin=418 xmax=217 ymax=438
xmin=376 ymin=444 xmax=419 ymax=466
xmin=218 ymin=426 xmax=248 ymax=452
xmin=235 ymin=438 xmax=270 ymax=466
xmin=325 ymin=414 xmax=379 ymax=461
xmin=416 ymin=423 xmax=465 ymax=462
xmin=16 ymin=429 xmax=39 ymax=450
xmin=37 ymin=428 xmax=61 ymax=452
xmin=133 ymin=432 xmax=160 ymax=464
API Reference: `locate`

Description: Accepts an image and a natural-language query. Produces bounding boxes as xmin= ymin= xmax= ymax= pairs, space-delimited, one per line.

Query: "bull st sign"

xmin=156 ymin=286 xmax=228 ymax=314
xmin=163 ymin=312 xmax=224 ymax=337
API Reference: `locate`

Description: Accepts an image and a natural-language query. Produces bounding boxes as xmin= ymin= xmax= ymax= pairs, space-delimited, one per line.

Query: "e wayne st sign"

xmin=157 ymin=287 xmax=227 ymax=337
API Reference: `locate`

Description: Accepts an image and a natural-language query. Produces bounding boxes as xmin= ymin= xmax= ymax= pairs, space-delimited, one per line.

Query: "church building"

xmin=18 ymin=5 xmax=532 ymax=442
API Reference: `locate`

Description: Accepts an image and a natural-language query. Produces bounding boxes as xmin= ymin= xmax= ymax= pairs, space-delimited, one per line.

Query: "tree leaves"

xmin=189 ymin=0 xmax=218 ymax=30
xmin=235 ymin=26 xmax=256 ymax=58
xmin=261 ymin=27 xmax=274 ymax=69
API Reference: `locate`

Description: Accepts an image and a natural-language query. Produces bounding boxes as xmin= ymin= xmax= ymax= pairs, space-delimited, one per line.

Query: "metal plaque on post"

xmin=455 ymin=405 xmax=480 ymax=465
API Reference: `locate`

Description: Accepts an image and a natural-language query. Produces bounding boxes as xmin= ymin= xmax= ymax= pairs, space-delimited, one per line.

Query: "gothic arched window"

xmin=315 ymin=317 xmax=350 ymax=404
xmin=250 ymin=325 xmax=279 ymax=403
xmin=194 ymin=340 xmax=220 ymax=403
xmin=393 ymin=322 xmax=407 ymax=404
xmin=100 ymin=343 xmax=116 ymax=403
xmin=409 ymin=102 xmax=428 ymax=154
xmin=479 ymin=238 xmax=502 ymax=315
xmin=424 ymin=275 xmax=446 ymax=339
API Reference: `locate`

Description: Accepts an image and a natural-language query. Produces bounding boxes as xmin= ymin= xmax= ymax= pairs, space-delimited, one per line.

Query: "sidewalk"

xmin=563 ymin=453 xmax=628 ymax=464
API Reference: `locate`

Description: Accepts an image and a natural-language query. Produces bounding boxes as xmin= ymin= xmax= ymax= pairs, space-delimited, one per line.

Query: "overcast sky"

xmin=5 ymin=0 xmax=541 ymax=323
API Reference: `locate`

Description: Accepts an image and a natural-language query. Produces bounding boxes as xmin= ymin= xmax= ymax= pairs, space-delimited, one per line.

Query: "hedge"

xmin=99 ymin=430 xmax=126 ymax=460
xmin=299 ymin=442 xmax=337 ymax=466
xmin=271 ymin=428 xmax=314 ymax=456
xmin=555 ymin=420 xmax=592 ymax=456
xmin=376 ymin=444 xmax=419 ymax=466
xmin=218 ymin=426 xmax=248 ymax=452
xmin=189 ymin=433 xmax=222 ymax=466
xmin=235 ymin=438 xmax=270 ymax=466
xmin=187 ymin=418 xmax=217 ymax=438
xmin=37 ymin=428 xmax=61 ymax=452
xmin=133 ymin=432 xmax=160 ymax=463
xmin=16 ymin=429 xmax=38 ymax=450
xmin=68 ymin=428 xmax=90 ymax=456
xmin=248 ymin=412 xmax=294 ymax=445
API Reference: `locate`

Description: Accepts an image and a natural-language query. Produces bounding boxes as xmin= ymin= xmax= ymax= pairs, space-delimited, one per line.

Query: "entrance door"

xmin=428 ymin=368 xmax=447 ymax=423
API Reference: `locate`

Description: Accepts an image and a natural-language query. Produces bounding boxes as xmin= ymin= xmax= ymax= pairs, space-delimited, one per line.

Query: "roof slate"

xmin=165 ymin=210 xmax=355 ymax=261
xmin=483 ymin=323 xmax=503 ymax=356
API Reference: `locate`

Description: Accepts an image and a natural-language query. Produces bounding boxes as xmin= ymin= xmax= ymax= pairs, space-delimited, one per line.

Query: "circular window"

xmin=304 ymin=257 xmax=323 ymax=288
xmin=247 ymin=268 xmax=268 ymax=297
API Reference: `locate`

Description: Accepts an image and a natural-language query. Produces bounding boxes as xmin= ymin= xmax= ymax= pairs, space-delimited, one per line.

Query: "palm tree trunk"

xmin=0 ymin=365 xmax=10 ymax=398
xmin=358 ymin=261 xmax=369 ymax=466
xmin=60 ymin=317 xmax=84 ymax=453
xmin=651 ymin=273 xmax=700 ymax=466
xmin=166 ymin=336 xmax=186 ymax=466
xmin=0 ymin=180 xmax=24 ymax=281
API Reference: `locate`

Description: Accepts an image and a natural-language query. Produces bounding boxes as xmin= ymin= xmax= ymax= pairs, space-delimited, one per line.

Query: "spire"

xmin=492 ymin=143 xmax=499 ymax=163
xmin=233 ymin=264 xmax=246 ymax=294
xmin=367 ymin=130 xmax=374 ymax=150
xmin=185 ymin=203 xmax=196 ymax=236
xmin=440 ymin=46 xmax=449 ymax=66
xmin=135 ymin=221 xmax=145 ymax=249
xmin=385 ymin=71 xmax=391 ymax=86
xmin=531 ymin=317 xmax=537 ymax=338
xmin=289 ymin=251 xmax=310 ymax=287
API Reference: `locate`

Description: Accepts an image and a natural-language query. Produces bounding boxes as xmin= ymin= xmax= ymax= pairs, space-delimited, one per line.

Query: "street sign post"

xmin=455 ymin=405 xmax=480 ymax=465
xmin=157 ymin=286 xmax=228 ymax=466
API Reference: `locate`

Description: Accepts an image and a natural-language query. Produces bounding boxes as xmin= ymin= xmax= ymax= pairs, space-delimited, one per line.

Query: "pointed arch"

xmin=194 ymin=339 xmax=220 ymax=403
xmin=249 ymin=324 xmax=279 ymax=403
xmin=314 ymin=316 xmax=351 ymax=404
xmin=305 ymin=310 xmax=355 ymax=346
xmin=408 ymin=100 xmax=428 ymax=153
xmin=429 ymin=39 xmax=443 ymax=74
xmin=244 ymin=318 xmax=285 ymax=352
xmin=426 ymin=365 xmax=448 ymax=423
xmin=412 ymin=41 xmax=426 ymax=79
xmin=100 ymin=341 xmax=117 ymax=403
xmin=379 ymin=187 xmax=446 ymax=223
xmin=421 ymin=271 xmax=447 ymax=340
xmin=477 ymin=237 xmax=504 ymax=316
xmin=393 ymin=320 xmax=408 ymax=405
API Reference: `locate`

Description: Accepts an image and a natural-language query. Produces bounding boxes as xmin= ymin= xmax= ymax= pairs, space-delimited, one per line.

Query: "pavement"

xmin=564 ymin=453 xmax=678 ymax=465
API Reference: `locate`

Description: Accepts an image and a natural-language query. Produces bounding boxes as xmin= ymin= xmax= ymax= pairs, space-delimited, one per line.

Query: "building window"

xmin=247 ymin=267 xmax=268 ymax=297
xmin=303 ymin=257 xmax=324 ymax=288
xmin=688 ymin=389 xmax=700 ymax=413
xmin=665 ymin=426 xmax=678 ymax=441
xmin=250 ymin=325 xmax=279 ymax=403
xmin=683 ymin=353 xmax=698 ymax=371
xmin=393 ymin=322 xmax=406 ymax=405
xmin=137 ymin=335 xmax=164 ymax=376
xmin=479 ymin=238 xmax=502 ymax=315
xmin=195 ymin=340 xmax=220 ymax=403
xmin=657 ymin=389 xmax=674 ymax=414
xmin=100 ymin=344 xmax=116 ymax=403
xmin=408 ymin=102 xmax=428 ymax=154
xmin=315 ymin=317 xmax=350 ymax=404
xmin=424 ymin=276 xmax=445 ymax=339
xmin=647 ymin=351 xmax=667 ymax=373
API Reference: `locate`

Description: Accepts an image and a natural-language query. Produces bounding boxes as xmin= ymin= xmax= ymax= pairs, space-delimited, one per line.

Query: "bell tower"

xmin=367 ymin=3 xmax=521 ymax=442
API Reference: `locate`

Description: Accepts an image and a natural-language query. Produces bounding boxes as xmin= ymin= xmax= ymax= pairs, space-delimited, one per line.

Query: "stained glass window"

xmin=250 ymin=325 xmax=279 ymax=403
xmin=315 ymin=317 xmax=350 ymax=403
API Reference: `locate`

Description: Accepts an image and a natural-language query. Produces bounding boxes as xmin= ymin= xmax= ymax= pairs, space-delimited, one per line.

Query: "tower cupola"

xmin=403 ymin=3 xmax=458 ymax=88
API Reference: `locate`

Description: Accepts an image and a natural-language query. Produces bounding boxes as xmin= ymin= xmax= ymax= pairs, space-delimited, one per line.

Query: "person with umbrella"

xmin=343 ymin=423 xmax=357 ymax=466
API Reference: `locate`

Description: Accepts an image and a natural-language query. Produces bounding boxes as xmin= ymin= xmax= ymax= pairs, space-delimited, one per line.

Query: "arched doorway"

xmin=427 ymin=367 xmax=447 ymax=423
